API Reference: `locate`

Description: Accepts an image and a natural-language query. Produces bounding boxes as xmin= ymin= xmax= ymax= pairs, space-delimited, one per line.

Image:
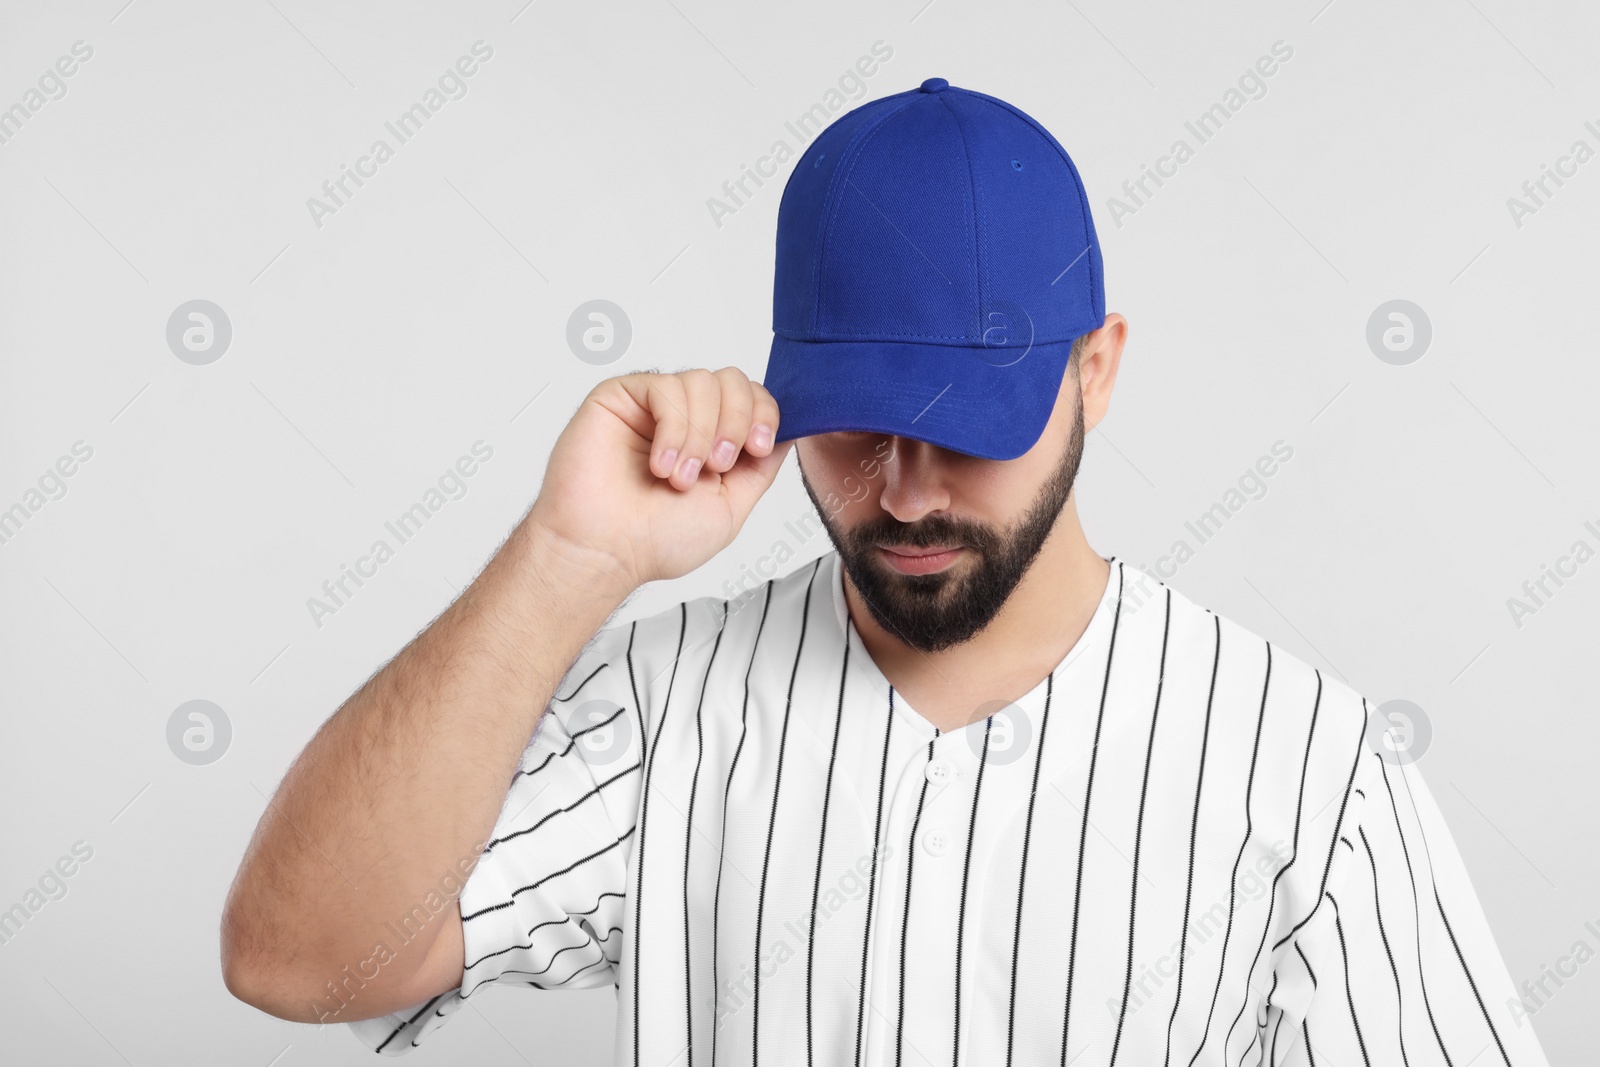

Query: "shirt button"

xmin=925 ymin=759 xmax=953 ymax=785
xmin=922 ymin=827 xmax=949 ymax=856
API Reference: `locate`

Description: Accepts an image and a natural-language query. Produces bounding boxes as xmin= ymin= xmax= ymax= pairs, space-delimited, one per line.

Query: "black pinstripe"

xmin=710 ymin=582 xmax=775 ymax=1067
xmin=895 ymin=731 xmax=939 ymax=1067
xmin=1060 ymin=563 xmax=1127 ymax=1062
xmin=1110 ymin=587 xmax=1173 ymax=1066
xmin=350 ymin=551 xmax=1537 ymax=1067
xmin=855 ymin=685 xmax=899 ymax=1067
xmin=1184 ymin=641 xmax=1274 ymax=1067
xmin=951 ymin=714 xmax=993 ymax=1067
xmin=1005 ymin=668 xmax=1056 ymax=1067
xmin=683 ymin=601 xmax=731 ymax=1066
xmin=1163 ymin=611 xmax=1222 ymax=1067
xmin=806 ymin=633 xmax=853 ymax=1067
xmin=752 ymin=559 xmax=824 ymax=1065
xmin=631 ymin=603 xmax=689 ymax=1067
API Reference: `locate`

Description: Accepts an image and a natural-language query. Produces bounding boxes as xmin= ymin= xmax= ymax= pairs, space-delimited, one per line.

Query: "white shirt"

xmin=350 ymin=550 xmax=1549 ymax=1066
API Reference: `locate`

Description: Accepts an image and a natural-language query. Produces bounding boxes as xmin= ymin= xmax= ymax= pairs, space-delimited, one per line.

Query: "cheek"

xmin=826 ymin=474 xmax=876 ymax=517
xmin=803 ymin=445 xmax=882 ymax=517
xmin=803 ymin=440 xmax=860 ymax=481
xmin=951 ymin=459 xmax=1048 ymax=526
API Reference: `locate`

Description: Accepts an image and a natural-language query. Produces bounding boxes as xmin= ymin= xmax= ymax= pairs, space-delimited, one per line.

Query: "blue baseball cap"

xmin=762 ymin=77 xmax=1105 ymax=461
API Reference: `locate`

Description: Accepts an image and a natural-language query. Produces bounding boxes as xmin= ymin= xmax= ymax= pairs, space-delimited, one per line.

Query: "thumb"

xmin=721 ymin=436 xmax=794 ymax=524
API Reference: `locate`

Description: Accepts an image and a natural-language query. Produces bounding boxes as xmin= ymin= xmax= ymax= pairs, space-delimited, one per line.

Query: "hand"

xmin=527 ymin=367 xmax=793 ymax=589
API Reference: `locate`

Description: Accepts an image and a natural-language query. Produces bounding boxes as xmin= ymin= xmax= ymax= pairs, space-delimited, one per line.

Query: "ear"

xmin=1076 ymin=313 xmax=1127 ymax=434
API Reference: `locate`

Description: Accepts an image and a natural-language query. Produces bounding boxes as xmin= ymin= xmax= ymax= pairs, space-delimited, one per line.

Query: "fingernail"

xmin=660 ymin=448 xmax=677 ymax=474
xmin=713 ymin=439 xmax=737 ymax=467
xmin=680 ymin=457 xmax=702 ymax=482
xmin=752 ymin=424 xmax=773 ymax=450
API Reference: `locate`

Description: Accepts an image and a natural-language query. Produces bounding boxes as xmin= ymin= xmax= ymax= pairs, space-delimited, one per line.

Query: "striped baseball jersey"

xmin=350 ymin=550 xmax=1549 ymax=1066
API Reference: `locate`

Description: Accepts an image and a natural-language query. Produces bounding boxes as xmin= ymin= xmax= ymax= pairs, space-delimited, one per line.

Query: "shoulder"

xmin=1113 ymin=560 xmax=1376 ymax=790
xmin=570 ymin=552 xmax=834 ymax=708
xmin=620 ymin=551 xmax=829 ymax=650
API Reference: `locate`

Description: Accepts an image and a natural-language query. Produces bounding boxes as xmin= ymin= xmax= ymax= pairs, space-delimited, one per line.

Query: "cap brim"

xmin=761 ymin=334 xmax=1075 ymax=461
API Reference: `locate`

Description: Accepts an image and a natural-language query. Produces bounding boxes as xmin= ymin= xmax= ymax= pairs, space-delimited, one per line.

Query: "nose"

xmin=876 ymin=437 xmax=953 ymax=525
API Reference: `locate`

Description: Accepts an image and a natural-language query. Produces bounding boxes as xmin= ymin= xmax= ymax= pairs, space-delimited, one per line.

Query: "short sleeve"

xmin=346 ymin=621 xmax=645 ymax=1055
xmin=1268 ymin=748 xmax=1552 ymax=1067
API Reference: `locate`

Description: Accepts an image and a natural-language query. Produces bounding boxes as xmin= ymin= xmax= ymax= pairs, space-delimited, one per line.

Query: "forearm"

xmin=221 ymin=516 xmax=634 ymax=1015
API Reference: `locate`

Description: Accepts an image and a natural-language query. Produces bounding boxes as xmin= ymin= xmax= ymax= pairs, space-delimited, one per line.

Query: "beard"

xmin=798 ymin=380 xmax=1085 ymax=653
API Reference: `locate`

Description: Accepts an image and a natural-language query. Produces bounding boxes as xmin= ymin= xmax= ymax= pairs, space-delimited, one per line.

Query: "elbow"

xmin=220 ymin=900 xmax=439 ymax=1025
xmin=222 ymin=956 xmax=296 ymax=1022
xmin=220 ymin=921 xmax=316 ymax=1023
xmin=220 ymin=895 xmax=329 ymax=1023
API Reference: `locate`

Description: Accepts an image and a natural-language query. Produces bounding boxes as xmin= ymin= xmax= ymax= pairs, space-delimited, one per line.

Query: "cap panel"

xmin=811 ymin=96 xmax=980 ymax=343
xmin=940 ymin=89 xmax=1102 ymax=344
xmin=772 ymin=91 xmax=921 ymax=337
xmin=953 ymin=88 xmax=1105 ymax=332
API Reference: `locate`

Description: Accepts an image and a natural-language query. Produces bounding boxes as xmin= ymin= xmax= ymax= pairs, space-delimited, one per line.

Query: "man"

xmin=222 ymin=79 xmax=1549 ymax=1066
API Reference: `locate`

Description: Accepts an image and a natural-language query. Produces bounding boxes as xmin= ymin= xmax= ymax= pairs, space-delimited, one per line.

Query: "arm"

xmin=1270 ymin=749 xmax=1552 ymax=1067
xmin=220 ymin=368 xmax=791 ymax=1022
xmin=220 ymin=518 xmax=631 ymax=1022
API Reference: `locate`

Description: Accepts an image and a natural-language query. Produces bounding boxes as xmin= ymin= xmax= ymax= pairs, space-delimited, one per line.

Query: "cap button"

xmin=919 ymin=77 xmax=949 ymax=94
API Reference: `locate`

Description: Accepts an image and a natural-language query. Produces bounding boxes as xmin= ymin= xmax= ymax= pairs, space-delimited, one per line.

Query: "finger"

xmin=644 ymin=374 xmax=690 ymax=482
xmin=745 ymin=380 xmax=781 ymax=456
xmin=671 ymin=368 xmax=721 ymax=489
xmin=722 ymin=436 xmax=794 ymax=525
xmin=706 ymin=367 xmax=754 ymax=473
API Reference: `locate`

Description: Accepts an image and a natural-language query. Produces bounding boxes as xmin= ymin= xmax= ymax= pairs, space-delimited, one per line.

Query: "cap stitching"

xmin=777 ymin=330 xmax=994 ymax=342
xmin=787 ymin=92 xmax=910 ymax=336
xmin=937 ymin=91 xmax=986 ymax=342
xmin=772 ymin=328 xmax=1082 ymax=344
xmin=955 ymin=88 xmax=1102 ymax=319
xmin=810 ymin=93 xmax=928 ymax=335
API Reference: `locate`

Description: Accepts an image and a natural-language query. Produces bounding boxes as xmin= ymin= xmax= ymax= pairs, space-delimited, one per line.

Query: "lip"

xmin=877 ymin=544 xmax=964 ymax=575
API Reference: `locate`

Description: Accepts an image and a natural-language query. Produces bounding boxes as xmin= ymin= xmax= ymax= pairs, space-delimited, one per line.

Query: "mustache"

xmin=849 ymin=515 xmax=996 ymax=553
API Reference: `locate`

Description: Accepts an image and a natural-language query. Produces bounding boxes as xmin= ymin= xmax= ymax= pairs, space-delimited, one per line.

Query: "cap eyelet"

xmin=1011 ymin=159 xmax=1024 ymax=171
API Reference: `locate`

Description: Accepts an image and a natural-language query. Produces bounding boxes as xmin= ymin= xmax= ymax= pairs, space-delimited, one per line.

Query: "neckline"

xmin=826 ymin=550 xmax=1122 ymax=745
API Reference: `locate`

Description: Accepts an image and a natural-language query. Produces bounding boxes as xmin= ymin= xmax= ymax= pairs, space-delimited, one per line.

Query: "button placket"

xmin=914 ymin=739 xmax=971 ymax=860
xmin=866 ymin=742 xmax=948 ymax=1066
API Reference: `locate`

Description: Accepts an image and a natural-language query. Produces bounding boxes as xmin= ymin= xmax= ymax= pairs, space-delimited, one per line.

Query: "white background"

xmin=0 ymin=0 xmax=1594 ymax=1063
